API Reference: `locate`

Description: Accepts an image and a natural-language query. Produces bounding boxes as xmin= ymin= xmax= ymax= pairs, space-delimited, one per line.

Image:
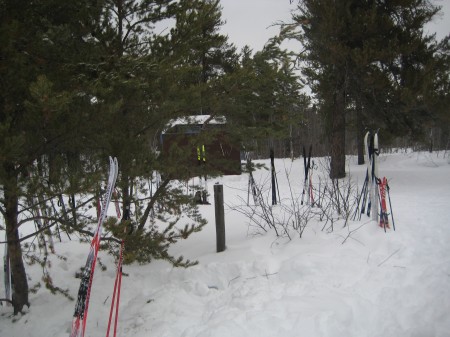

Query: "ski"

xmin=34 ymin=194 xmax=56 ymax=254
xmin=364 ymin=130 xmax=379 ymax=222
xmin=366 ymin=132 xmax=374 ymax=216
xmin=378 ymin=177 xmax=390 ymax=230
xmin=309 ymin=160 xmax=316 ymax=206
xmin=245 ymin=152 xmax=260 ymax=206
xmin=371 ymin=132 xmax=379 ymax=222
xmin=70 ymin=157 xmax=118 ymax=337
xmin=270 ymin=148 xmax=280 ymax=205
xmin=55 ymin=194 xmax=72 ymax=241
xmin=301 ymin=146 xmax=307 ymax=205
xmin=2 ymin=243 xmax=12 ymax=306
xmin=301 ymin=145 xmax=312 ymax=205
xmin=360 ymin=131 xmax=371 ymax=217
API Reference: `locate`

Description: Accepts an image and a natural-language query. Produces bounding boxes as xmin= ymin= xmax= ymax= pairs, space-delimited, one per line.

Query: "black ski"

xmin=270 ymin=148 xmax=280 ymax=205
xmin=301 ymin=145 xmax=312 ymax=205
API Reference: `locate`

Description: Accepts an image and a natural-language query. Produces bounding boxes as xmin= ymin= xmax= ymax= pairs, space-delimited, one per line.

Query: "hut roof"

xmin=162 ymin=115 xmax=227 ymax=135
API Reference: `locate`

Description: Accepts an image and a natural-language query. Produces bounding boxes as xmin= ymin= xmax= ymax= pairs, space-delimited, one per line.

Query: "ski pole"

xmin=301 ymin=145 xmax=307 ymax=205
xmin=359 ymin=172 xmax=369 ymax=220
xmin=386 ymin=181 xmax=395 ymax=231
xmin=353 ymin=173 xmax=368 ymax=221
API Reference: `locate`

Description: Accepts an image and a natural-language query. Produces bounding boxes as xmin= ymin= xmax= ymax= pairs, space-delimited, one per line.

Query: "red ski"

xmin=378 ymin=177 xmax=390 ymax=230
xmin=70 ymin=157 xmax=118 ymax=337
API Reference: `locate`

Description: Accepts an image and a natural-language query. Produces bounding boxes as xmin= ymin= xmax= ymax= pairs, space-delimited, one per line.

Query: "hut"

xmin=160 ymin=115 xmax=241 ymax=178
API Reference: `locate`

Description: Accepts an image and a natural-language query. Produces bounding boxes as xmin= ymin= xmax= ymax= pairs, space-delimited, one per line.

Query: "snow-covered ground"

xmin=1 ymin=150 xmax=450 ymax=337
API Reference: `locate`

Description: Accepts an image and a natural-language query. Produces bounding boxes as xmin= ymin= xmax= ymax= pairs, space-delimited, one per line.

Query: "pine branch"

xmin=137 ymin=177 xmax=171 ymax=231
xmin=1 ymin=217 xmax=121 ymax=245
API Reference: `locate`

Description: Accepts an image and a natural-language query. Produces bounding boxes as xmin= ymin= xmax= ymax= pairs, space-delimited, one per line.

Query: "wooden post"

xmin=214 ymin=184 xmax=226 ymax=252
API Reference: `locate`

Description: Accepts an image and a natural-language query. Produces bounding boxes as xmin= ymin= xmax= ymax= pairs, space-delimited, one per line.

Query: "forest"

xmin=0 ymin=0 xmax=449 ymax=315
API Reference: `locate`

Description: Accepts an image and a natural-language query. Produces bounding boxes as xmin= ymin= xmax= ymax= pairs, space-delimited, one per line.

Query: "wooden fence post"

xmin=214 ymin=184 xmax=226 ymax=252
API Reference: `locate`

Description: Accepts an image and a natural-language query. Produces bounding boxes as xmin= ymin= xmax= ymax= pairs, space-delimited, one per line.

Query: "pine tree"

xmin=154 ymin=0 xmax=238 ymax=115
xmin=148 ymin=0 xmax=241 ymax=177
xmin=82 ymin=0 xmax=214 ymax=266
xmin=0 ymin=0 xmax=105 ymax=314
xmin=220 ymin=44 xmax=307 ymax=156
xmin=285 ymin=0 xmax=442 ymax=176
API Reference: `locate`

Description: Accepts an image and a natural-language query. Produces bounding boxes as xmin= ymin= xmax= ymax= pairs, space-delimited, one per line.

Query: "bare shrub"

xmin=229 ymin=156 xmax=360 ymax=240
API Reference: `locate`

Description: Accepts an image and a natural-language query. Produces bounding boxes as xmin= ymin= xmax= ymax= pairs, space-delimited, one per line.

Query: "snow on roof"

xmin=162 ymin=115 xmax=227 ymax=134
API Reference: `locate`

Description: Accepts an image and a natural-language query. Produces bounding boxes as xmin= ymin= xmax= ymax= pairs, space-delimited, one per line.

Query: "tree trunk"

xmin=330 ymin=87 xmax=346 ymax=179
xmin=3 ymin=163 xmax=29 ymax=314
xmin=120 ymin=169 xmax=132 ymax=224
xmin=356 ymin=100 xmax=365 ymax=165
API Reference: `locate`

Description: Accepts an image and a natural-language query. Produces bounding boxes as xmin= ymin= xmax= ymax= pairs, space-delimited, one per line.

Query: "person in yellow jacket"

xmin=195 ymin=145 xmax=209 ymax=204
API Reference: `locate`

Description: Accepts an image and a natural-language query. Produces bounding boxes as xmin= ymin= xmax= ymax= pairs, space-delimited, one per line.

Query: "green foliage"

xmin=289 ymin=0 xmax=445 ymax=136
xmin=282 ymin=0 xmax=448 ymax=175
xmin=104 ymin=189 xmax=206 ymax=267
xmin=42 ymin=274 xmax=74 ymax=300
xmin=23 ymin=245 xmax=74 ymax=300
xmin=217 ymin=44 xmax=308 ymax=152
xmin=0 ymin=0 xmax=313 ymax=314
xmin=0 ymin=0 xmax=108 ymax=313
xmin=150 ymin=0 xmax=238 ymax=118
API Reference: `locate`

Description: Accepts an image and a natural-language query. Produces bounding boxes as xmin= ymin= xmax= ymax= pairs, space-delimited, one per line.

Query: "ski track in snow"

xmin=1 ymin=151 xmax=450 ymax=337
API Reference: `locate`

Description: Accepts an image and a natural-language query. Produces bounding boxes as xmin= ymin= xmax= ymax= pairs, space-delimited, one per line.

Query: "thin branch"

xmin=14 ymin=195 xmax=97 ymax=231
xmin=1 ymin=222 xmax=56 ymax=244
xmin=1 ymin=219 xmax=121 ymax=245
xmin=122 ymin=18 xmax=152 ymax=45
xmin=341 ymin=220 xmax=371 ymax=245
xmin=378 ymin=248 xmax=401 ymax=267
xmin=137 ymin=177 xmax=171 ymax=231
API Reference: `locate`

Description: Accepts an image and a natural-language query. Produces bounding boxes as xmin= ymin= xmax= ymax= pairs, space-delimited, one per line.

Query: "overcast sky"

xmin=219 ymin=0 xmax=450 ymax=52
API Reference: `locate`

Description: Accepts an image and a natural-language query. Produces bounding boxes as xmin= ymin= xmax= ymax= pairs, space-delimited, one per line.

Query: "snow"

xmin=1 ymin=150 xmax=450 ymax=337
xmin=162 ymin=115 xmax=227 ymax=134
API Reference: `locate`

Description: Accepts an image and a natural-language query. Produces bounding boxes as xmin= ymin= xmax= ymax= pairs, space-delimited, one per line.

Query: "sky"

xmin=219 ymin=0 xmax=297 ymax=52
xmin=219 ymin=0 xmax=450 ymax=52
